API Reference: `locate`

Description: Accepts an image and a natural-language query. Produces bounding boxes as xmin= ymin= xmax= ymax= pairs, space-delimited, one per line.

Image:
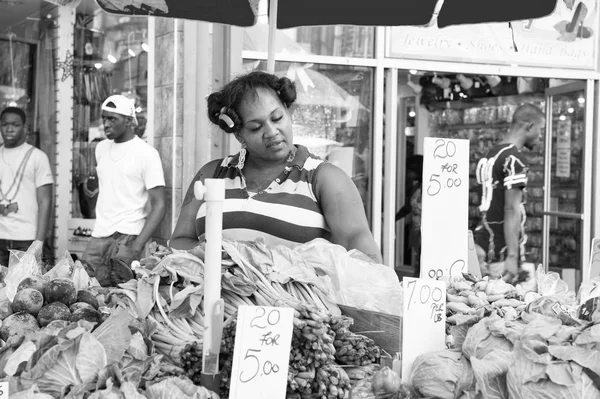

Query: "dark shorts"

xmin=0 ymin=239 xmax=34 ymax=268
xmin=474 ymin=223 xmax=507 ymax=263
xmin=82 ymin=233 xmax=138 ymax=282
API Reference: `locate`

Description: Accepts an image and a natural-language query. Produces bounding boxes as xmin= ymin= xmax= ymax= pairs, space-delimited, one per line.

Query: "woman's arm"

xmin=169 ymin=160 xmax=221 ymax=250
xmin=316 ymin=163 xmax=383 ymax=264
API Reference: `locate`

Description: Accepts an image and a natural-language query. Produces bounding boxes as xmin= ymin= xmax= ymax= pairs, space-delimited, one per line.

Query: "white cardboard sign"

xmin=420 ymin=137 xmax=469 ymax=279
xmin=401 ymin=277 xmax=447 ymax=383
xmin=229 ymin=306 xmax=294 ymax=399
xmin=587 ymin=237 xmax=600 ymax=281
xmin=468 ymin=230 xmax=482 ymax=278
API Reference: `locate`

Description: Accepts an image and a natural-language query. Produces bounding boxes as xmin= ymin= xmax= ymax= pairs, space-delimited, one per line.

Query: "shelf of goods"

xmin=0 ymin=239 xmax=599 ymax=398
xmin=428 ymin=93 xmax=584 ymax=270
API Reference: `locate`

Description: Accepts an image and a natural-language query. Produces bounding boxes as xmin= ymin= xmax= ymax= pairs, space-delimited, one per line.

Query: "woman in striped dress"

xmin=170 ymin=71 xmax=382 ymax=264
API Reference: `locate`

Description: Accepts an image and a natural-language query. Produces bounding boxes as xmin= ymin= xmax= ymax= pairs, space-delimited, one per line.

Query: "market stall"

xmin=0 ymin=230 xmax=599 ymax=398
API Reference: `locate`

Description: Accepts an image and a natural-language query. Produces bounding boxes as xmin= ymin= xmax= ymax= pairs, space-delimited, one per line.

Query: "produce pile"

xmin=132 ymin=239 xmax=411 ymax=399
xmin=411 ymin=268 xmax=600 ymax=399
xmin=0 ymin=251 xmax=219 ymax=399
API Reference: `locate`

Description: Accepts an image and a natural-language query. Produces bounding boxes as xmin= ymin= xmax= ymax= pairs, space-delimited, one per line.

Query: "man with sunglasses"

xmin=0 ymin=107 xmax=54 ymax=266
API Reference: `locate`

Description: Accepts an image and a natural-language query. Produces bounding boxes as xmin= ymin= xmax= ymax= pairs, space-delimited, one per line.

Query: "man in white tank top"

xmin=82 ymin=95 xmax=166 ymax=285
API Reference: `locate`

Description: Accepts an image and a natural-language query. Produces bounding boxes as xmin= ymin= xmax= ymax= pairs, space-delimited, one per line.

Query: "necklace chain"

xmin=0 ymin=145 xmax=34 ymax=203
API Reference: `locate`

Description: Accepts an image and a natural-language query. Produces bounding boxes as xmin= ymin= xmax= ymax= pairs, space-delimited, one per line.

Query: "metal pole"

xmin=266 ymin=0 xmax=278 ymax=73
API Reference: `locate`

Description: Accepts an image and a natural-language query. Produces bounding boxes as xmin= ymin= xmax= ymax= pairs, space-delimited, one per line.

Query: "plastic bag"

xmin=4 ymin=251 xmax=41 ymax=303
xmin=43 ymin=250 xmax=75 ymax=280
xmin=0 ymin=287 xmax=12 ymax=319
xmin=350 ymin=367 xmax=410 ymax=398
xmin=294 ymin=239 xmax=403 ymax=316
xmin=535 ymin=265 xmax=575 ymax=304
xmin=577 ymin=276 xmax=600 ymax=305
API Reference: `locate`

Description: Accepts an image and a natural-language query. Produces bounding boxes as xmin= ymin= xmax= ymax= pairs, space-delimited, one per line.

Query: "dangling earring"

xmin=237 ymin=143 xmax=247 ymax=170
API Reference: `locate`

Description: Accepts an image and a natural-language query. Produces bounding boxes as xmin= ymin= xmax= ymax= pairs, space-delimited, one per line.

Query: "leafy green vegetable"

xmin=411 ymin=349 xmax=475 ymax=399
xmin=145 ymin=376 xmax=218 ymax=399
xmin=93 ymin=308 xmax=132 ymax=365
xmin=76 ymin=334 xmax=107 ymax=384
xmin=21 ymin=337 xmax=81 ymax=397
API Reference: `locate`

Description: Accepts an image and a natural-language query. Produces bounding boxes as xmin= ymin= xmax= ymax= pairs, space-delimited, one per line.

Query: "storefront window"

xmin=71 ymin=4 xmax=149 ymax=220
xmin=0 ymin=38 xmax=35 ymax=141
xmin=242 ymin=59 xmax=374 ymax=220
xmin=243 ymin=1 xmax=374 ymax=58
xmin=244 ymin=23 xmax=375 ymax=58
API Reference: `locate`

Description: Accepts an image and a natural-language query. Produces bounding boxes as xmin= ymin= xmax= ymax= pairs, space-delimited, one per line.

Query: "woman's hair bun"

xmin=276 ymin=76 xmax=296 ymax=108
xmin=206 ymin=92 xmax=242 ymax=133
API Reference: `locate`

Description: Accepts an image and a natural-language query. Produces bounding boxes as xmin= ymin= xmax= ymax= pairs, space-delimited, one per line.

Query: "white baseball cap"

xmin=101 ymin=95 xmax=138 ymax=125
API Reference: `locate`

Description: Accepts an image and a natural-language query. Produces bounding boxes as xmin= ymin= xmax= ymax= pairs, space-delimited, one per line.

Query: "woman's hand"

xmin=316 ymin=163 xmax=383 ymax=264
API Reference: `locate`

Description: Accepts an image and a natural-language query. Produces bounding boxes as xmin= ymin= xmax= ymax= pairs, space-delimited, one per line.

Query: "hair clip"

xmin=218 ymin=107 xmax=235 ymax=129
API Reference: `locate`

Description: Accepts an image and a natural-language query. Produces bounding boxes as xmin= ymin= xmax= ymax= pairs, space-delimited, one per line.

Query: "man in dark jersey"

xmin=474 ymin=103 xmax=545 ymax=283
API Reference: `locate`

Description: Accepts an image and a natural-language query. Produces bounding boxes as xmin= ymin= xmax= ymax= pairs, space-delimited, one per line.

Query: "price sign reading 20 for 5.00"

xmin=420 ymin=138 xmax=469 ymax=280
xmin=229 ymin=306 xmax=294 ymax=399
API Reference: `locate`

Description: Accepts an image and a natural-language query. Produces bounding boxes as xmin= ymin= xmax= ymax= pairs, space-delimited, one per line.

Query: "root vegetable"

xmin=69 ymin=302 xmax=96 ymax=313
xmin=37 ymin=302 xmax=71 ymax=327
xmin=46 ymin=278 xmax=77 ymax=307
xmin=492 ymin=298 xmax=523 ymax=308
xmin=76 ymin=290 xmax=99 ymax=310
xmin=17 ymin=276 xmax=48 ymax=297
xmin=12 ymin=288 xmax=44 ymax=316
xmin=0 ymin=312 xmax=40 ymax=341
xmin=446 ymin=302 xmax=475 ymax=314
xmin=467 ymin=294 xmax=487 ymax=308
xmin=70 ymin=308 xmax=101 ymax=324
xmin=447 ymin=293 xmax=470 ymax=305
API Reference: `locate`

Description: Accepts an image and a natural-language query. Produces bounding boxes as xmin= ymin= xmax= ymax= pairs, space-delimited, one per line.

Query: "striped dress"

xmin=195 ymin=145 xmax=332 ymax=248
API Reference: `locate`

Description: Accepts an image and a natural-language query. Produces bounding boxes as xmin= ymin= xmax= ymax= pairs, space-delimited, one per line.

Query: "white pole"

xmin=267 ymin=0 xmax=278 ymax=73
xmin=196 ymin=179 xmax=226 ymax=378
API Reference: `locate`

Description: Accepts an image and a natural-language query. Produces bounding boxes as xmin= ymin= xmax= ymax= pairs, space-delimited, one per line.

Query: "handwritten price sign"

xmin=229 ymin=306 xmax=294 ymax=399
xmin=420 ymin=138 xmax=469 ymax=280
xmin=401 ymin=277 xmax=446 ymax=383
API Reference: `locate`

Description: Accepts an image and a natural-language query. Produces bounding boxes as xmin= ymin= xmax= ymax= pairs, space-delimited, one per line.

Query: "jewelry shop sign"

xmin=386 ymin=0 xmax=599 ymax=70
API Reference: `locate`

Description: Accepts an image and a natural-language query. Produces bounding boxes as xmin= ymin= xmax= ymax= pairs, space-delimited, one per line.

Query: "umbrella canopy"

xmin=273 ymin=0 xmax=558 ymax=28
xmin=436 ymin=0 xmax=558 ymax=28
xmin=93 ymin=0 xmax=559 ymax=29
xmin=95 ymin=0 xmax=259 ymax=26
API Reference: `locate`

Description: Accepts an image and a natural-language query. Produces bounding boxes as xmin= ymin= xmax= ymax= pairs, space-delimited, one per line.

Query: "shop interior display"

xmin=0 ymin=36 xmax=35 ymax=143
xmin=416 ymin=72 xmax=584 ymax=274
xmin=71 ymin=8 xmax=149 ymax=220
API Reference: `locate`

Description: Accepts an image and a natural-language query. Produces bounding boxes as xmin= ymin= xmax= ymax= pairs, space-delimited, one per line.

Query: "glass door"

xmin=543 ymin=82 xmax=589 ymax=289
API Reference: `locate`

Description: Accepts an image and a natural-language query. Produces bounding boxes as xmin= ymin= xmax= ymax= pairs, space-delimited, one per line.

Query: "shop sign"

xmin=386 ymin=0 xmax=599 ymax=70
xmin=401 ymin=277 xmax=446 ymax=382
xmin=556 ymin=119 xmax=572 ymax=178
xmin=229 ymin=306 xmax=294 ymax=399
xmin=420 ymin=138 xmax=469 ymax=279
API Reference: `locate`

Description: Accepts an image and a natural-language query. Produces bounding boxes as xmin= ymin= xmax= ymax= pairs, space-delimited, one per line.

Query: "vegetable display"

xmin=130 ymin=241 xmax=405 ymax=399
xmin=411 ymin=268 xmax=600 ymax=399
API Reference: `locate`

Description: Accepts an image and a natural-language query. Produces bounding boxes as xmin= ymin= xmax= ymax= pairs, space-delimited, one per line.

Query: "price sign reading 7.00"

xmin=229 ymin=306 xmax=294 ymax=399
xmin=401 ymin=277 xmax=447 ymax=383
xmin=420 ymin=138 xmax=469 ymax=280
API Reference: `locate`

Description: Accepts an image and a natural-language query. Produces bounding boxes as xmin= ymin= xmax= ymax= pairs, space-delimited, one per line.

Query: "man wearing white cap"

xmin=82 ymin=95 xmax=166 ymax=282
